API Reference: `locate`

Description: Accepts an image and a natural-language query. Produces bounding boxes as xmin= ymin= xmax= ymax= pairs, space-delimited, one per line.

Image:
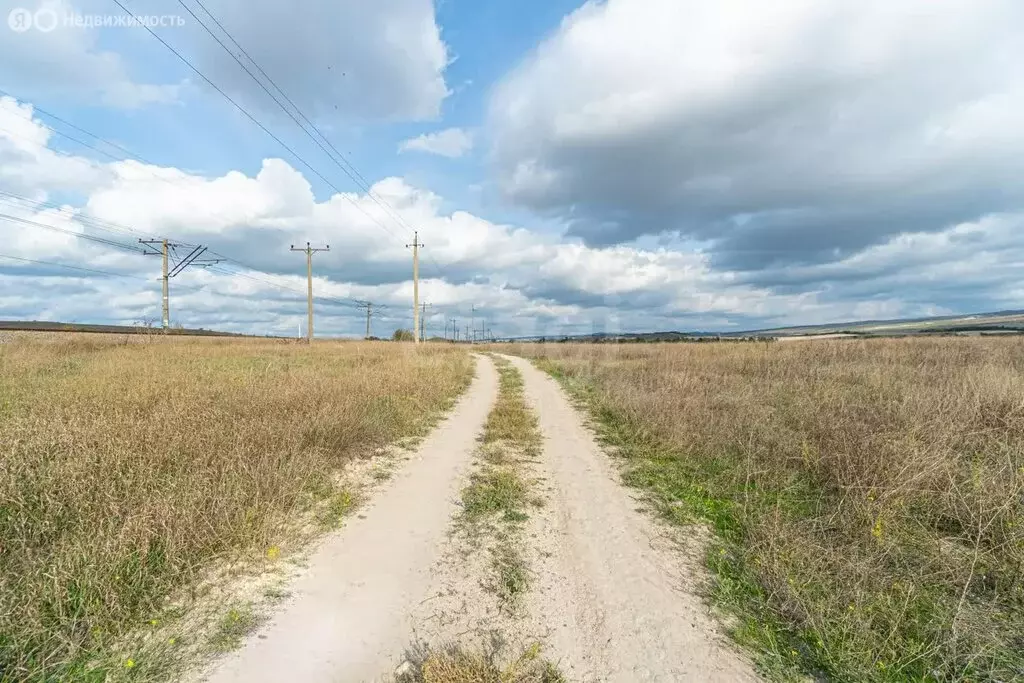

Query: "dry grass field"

xmin=0 ymin=333 xmax=472 ymax=681
xmin=506 ymin=338 xmax=1024 ymax=682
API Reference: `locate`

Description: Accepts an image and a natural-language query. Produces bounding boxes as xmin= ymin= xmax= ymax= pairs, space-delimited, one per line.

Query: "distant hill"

xmin=0 ymin=320 xmax=248 ymax=337
xmin=503 ymin=309 xmax=1024 ymax=343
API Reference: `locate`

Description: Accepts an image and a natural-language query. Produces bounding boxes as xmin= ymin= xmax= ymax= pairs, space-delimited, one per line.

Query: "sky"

xmin=1 ymin=0 xmax=1024 ymax=338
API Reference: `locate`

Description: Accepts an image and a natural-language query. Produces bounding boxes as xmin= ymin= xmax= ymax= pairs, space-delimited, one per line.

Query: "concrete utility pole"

xmin=356 ymin=301 xmax=373 ymax=339
xmin=470 ymin=304 xmax=475 ymax=344
xmin=452 ymin=318 xmax=458 ymax=342
xmin=159 ymin=239 xmax=168 ymax=328
xmin=141 ymin=239 xmax=220 ymax=331
xmin=419 ymin=302 xmax=432 ymax=341
xmin=290 ymin=242 xmax=330 ymax=343
xmin=406 ymin=231 xmax=424 ymax=344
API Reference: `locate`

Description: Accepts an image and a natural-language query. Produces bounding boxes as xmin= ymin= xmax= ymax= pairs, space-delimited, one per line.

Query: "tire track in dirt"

xmin=200 ymin=355 xmax=499 ymax=683
xmin=502 ymin=354 xmax=759 ymax=683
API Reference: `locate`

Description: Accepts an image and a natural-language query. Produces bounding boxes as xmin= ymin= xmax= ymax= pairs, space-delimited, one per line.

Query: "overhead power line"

xmin=0 ymin=189 xmax=155 ymax=241
xmin=109 ymin=0 xmax=420 ymax=254
xmin=0 ymin=253 xmax=146 ymax=279
xmin=181 ymin=0 xmax=452 ymax=282
xmin=0 ymin=87 xmax=159 ymax=166
xmin=0 ymin=212 xmax=144 ymax=253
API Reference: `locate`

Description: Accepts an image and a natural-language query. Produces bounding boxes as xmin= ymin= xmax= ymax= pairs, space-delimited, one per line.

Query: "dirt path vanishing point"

xmin=200 ymin=352 xmax=758 ymax=682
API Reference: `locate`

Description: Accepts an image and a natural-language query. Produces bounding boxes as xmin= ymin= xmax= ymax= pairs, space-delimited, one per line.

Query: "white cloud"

xmin=489 ymin=0 xmax=1024 ymax=268
xmin=0 ymin=0 xmax=182 ymax=108
xmin=0 ymin=97 xmax=111 ymax=195
xmin=399 ymin=128 xmax=474 ymax=158
xmin=3 ymin=92 xmax=1024 ymax=337
xmin=187 ymin=0 xmax=450 ymax=122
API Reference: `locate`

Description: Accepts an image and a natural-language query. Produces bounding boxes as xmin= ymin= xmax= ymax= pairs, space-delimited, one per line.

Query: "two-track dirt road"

xmin=200 ymin=354 xmax=757 ymax=683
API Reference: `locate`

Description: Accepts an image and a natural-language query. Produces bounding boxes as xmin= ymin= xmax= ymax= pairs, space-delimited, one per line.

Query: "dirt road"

xmin=200 ymin=353 xmax=757 ymax=682
xmin=203 ymin=356 xmax=499 ymax=683
xmin=504 ymin=355 xmax=756 ymax=682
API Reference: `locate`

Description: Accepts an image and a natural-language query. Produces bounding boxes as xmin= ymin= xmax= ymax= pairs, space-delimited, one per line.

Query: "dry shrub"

xmin=0 ymin=334 xmax=472 ymax=680
xmin=509 ymin=338 xmax=1024 ymax=681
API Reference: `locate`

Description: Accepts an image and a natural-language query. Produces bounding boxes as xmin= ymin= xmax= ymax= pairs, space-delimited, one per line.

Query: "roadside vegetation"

xmin=0 ymin=332 xmax=472 ymax=682
xmin=507 ymin=338 xmax=1024 ymax=682
xmin=458 ymin=357 xmax=543 ymax=612
xmin=395 ymin=640 xmax=563 ymax=683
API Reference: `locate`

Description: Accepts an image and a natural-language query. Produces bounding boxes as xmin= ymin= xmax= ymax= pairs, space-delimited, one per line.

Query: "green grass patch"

xmin=462 ymin=469 xmax=529 ymax=525
xmin=490 ymin=541 xmax=530 ymax=611
xmin=209 ymin=605 xmax=260 ymax=653
xmin=458 ymin=359 xmax=546 ymax=617
xmin=482 ymin=359 xmax=542 ymax=455
xmin=318 ymin=490 xmax=356 ymax=529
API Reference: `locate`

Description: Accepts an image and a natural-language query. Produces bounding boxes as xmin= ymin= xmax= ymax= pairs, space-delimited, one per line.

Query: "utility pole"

xmin=470 ymin=304 xmax=476 ymax=344
xmin=290 ymin=241 xmax=330 ymax=343
xmin=356 ymin=301 xmax=373 ymax=339
xmin=406 ymin=231 xmax=424 ymax=343
xmin=453 ymin=318 xmax=458 ymax=342
xmin=419 ymin=302 xmax=432 ymax=341
xmin=159 ymin=239 xmax=168 ymax=329
xmin=141 ymin=239 xmax=220 ymax=331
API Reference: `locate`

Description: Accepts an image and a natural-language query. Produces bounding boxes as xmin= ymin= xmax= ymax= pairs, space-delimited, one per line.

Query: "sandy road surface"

xmin=200 ymin=352 xmax=757 ymax=682
xmin=202 ymin=355 xmax=499 ymax=683
xmin=504 ymin=355 xmax=758 ymax=682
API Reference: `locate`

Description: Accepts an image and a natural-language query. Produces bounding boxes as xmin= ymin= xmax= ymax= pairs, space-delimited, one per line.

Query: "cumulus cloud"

xmin=3 ymin=92 xmax=1024 ymax=337
xmin=399 ymin=128 xmax=474 ymax=157
xmin=0 ymin=97 xmax=111 ymax=195
xmin=184 ymin=0 xmax=450 ymax=122
xmin=0 ymin=0 xmax=182 ymax=108
xmin=490 ymin=0 xmax=1024 ymax=275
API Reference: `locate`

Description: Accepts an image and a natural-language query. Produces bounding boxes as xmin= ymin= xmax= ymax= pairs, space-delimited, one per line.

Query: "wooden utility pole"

xmin=406 ymin=231 xmax=424 ymax=343
xmin=141 ymin=239 xmax=220 ymax=331
xmin=290 ymin=242 xmax=330 ymax=343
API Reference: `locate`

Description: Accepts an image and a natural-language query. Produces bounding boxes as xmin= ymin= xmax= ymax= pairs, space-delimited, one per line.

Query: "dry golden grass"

xmin=0 ymin=333 xmax=472 ymax=681
xmin=506 ymin=338 xmax=1024 ymax=682
xmin=396 ymin=640 xmax=564 ymax=683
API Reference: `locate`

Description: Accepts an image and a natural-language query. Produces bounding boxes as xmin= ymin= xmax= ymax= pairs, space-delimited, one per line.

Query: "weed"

xmin=318 ymin=490 xmax=356 ymax=530
xmin=490 ymin=543 xmax=530 ymax=610
xmin=209 ymin=605 xmax=259 ymax=652
xmin=458 ymin=360 xmax=544 ymax=615
xmin=462 ymin=469 xmax=529 ymax=524
xmin=482 ymin=358 xmax=542 ymax=455
xmin=395 ymin=638 xmax=563 ymax=683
